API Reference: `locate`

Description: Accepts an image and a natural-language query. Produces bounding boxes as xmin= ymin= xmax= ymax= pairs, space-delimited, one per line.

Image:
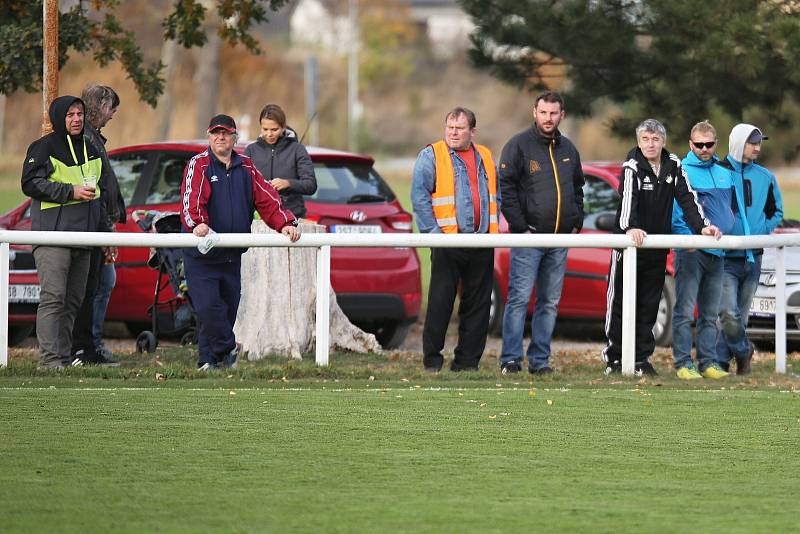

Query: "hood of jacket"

xmin=48 ymin=95 xmax=88 ymax=165
xmin=727 ymin=123 xmax=764 ymax=164
xmin=255 ymin=126 xmax=299 ymax=151
xmin=682 ymin=150 xmax=719 ymax=169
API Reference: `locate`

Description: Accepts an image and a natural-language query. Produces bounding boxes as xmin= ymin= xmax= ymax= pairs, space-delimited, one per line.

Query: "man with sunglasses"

xmin=671 ymin=121 xmax=739 ymax=380
xmin=715 ymin=124 xmax=783 ymax=374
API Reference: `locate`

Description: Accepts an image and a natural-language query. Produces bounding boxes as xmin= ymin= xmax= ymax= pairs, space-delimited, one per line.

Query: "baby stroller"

xmin=132 ymin=210 xmax=197 ymax=353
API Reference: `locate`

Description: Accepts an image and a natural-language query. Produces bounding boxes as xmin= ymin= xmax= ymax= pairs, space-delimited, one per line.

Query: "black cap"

xmin=207 ymin=114 xmax=237 ymax=133
xmin=747 ymin=129 xmax=768 ymax=144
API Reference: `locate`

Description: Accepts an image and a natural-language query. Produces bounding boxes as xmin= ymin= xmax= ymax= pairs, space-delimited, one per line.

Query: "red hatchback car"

xmin=489 ymin=162 xmax=677 ymax=347
xmin=3 ymin=141 xmax=422 ymax=348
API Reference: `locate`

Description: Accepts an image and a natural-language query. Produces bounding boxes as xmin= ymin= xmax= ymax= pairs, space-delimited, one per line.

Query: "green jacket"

xmin=21 ymin=95 xmax=104 ymax=234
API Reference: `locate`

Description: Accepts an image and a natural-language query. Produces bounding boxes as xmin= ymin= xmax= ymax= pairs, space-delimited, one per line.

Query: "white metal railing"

xmin=2 ymin=230 xmax=798 ymax=375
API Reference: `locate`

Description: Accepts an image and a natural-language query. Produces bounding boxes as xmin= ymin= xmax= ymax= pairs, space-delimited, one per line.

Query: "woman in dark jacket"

xmin=245 ymin=104 xmax=317 ymax=218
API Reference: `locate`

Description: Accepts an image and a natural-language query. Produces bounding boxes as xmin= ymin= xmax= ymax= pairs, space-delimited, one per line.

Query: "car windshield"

xmin=309 ymin=162 xmax=395 ymax=204
xmin=109 ymin=152 xmax=149 ymax=205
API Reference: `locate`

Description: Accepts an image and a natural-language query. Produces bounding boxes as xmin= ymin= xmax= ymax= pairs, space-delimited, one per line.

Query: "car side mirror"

xmin=595 ymin=212 xmax=617 ymax=232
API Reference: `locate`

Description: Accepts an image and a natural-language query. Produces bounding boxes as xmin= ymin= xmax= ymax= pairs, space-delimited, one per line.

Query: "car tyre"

xmin=135 ymin=331 xmax=158 ymax=353
xmin=374 ymin=320 xmax=412 ymax=350
xmin=488 ymin=278 xmax=504 ymax=337
xmin=8 ymin=324 xmax=34 ymax=347
xmin=653 ymin=276 xmax=675 ymax=347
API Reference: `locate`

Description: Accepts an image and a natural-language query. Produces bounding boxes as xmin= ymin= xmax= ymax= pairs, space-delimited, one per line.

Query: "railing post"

xmin=621 ymin=246 xmax=637 ymax=375
xmin=775 ymin=246 xmax=786 ymax=374
xmin=315 ymin=245 xmax=331 ymax=366
xmin=1 ymin=242 xmax=9 ymax=367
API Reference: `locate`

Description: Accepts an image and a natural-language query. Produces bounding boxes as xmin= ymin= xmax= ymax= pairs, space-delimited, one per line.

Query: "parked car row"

xmin=3 ymin=143 xmax=795 ymax=350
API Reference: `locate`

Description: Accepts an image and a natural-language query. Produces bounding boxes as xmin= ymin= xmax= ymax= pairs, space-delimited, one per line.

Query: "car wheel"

xmin=653 ymin=276 xmax=675 ymax=347
xmin=488 ymin=278 xmax=504 ymax=337
xmin=8 ymin=324 xmax=34 ymax=347
xmin=135 ymin=331 xmax=158 ymax=353
xmin=374 ymin=321 xmax=412 ymax=350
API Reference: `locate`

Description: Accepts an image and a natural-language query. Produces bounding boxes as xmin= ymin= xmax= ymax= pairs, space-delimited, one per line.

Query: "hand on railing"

xmin=626 ymin=228 xmax=647 ymax=247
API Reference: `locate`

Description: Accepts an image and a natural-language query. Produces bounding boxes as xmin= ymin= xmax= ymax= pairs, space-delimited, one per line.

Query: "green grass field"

xmin=1 ymin=348 xmax=800 ymax=532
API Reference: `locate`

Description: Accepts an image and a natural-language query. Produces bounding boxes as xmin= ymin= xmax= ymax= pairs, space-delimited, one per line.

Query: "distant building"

xmin=289 ymin=0 xmax=474 ymax=58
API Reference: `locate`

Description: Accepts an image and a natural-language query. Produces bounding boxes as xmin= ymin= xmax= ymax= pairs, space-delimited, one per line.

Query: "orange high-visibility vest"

xmin=429 ymin=140 xmax=499 ymax=234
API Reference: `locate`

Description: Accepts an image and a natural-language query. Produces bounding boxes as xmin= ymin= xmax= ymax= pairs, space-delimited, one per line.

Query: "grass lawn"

xmin=1 ymin=348 xmax=799 ymax=532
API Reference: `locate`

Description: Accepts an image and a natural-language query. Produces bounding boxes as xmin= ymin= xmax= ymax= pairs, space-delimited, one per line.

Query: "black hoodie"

xmin=21 ymin=95 xmax=104 ymax=234
xmin=244 ymin=128 xmax=317 ymax=218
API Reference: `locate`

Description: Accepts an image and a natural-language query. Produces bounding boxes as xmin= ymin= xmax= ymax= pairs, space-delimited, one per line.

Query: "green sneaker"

xmin=702 ymin=364 xmax=729 ymax=379
xmin=677 ymin=366 xmax=702 ymax=380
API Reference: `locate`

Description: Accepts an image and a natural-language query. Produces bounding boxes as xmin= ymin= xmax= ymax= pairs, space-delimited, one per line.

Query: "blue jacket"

xmin=720 ymin=123 xmax=783 ymax=258
xmin=673 ymin=151 xmax=737 ymax=257
xmin=411 ymin=143 xmax=500 ymax=234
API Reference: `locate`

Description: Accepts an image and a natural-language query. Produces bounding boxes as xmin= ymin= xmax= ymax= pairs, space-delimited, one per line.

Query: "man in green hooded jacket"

xmin=21 ymin=95 xmax=105 ymax=369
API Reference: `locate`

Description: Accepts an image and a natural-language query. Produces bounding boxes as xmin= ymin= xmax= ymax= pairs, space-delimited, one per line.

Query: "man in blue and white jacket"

xmin=671 ymin=121 xmax=738 ymax=380
xmin=715 ymin=124 xmax=783 ymax=374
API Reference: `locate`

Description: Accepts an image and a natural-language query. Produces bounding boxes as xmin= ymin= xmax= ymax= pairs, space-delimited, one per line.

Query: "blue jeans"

xmin=672 ymin=250 xmax=723 ymax=371
xmin=92 ymin=262 xmax=116 ymax=349
xmin=500 ymin=247 xmax=567 ymax=370
xmin=716 ymin=255 xmax=762 ymax=365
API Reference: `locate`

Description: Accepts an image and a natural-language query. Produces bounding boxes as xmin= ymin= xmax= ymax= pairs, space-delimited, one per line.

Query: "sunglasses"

xmin=692 ymin=141 xmax=716 ymax=149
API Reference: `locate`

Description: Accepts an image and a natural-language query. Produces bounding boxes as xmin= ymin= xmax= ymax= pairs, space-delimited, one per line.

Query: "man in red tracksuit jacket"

xmin=181 ymin=114 xmax=300 ymax=370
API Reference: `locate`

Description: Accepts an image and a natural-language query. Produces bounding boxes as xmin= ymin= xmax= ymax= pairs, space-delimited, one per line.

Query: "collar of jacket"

xmin=683 ymin=150 xmax=718 ymax=168
xmin=529 ymin=123 xmax=562 ymax=145
xmin=208 ymin=147 xmax=243 ymax=170
xmin=724 ymin=155 xmax=753 ymax=173
xmin=628 ymin=147 xmax=673 ymax=177
xmin=255 ymin=129 xmax=298 ymax=151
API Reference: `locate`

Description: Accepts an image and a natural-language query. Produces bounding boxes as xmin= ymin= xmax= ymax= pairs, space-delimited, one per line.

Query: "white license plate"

xmin=331 ymin=225 xmax=382 ymax=234
xmin=9 ymin=284 xmax=40 ymax=303
xmin=750 ymin=296 xmax=776 ymax=316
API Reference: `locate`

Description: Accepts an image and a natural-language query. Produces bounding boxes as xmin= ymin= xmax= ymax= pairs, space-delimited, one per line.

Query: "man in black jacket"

xmin=602 ymin=119 xmax=721 ymax=376
xmin=498 ymin=91 xmax=585 ymax=375
xmin=70 ymin=83 xmax=126 ymax=366
xmin=22 ymin=96 xmax=104 ymax=369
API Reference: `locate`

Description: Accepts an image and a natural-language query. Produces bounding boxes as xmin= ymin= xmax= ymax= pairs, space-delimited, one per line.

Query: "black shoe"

xmin=735 ymin=342 xmax=754 ymax=375
xmin=450 ymin=363 xmax=479 ymax=372
xmin=635 ymin=361 xmax=658 ymax=377
xmin=501 ymin=362 xmax=522 ymax=375
xmin=604 ymin=360 xmax=621 ymax=375
xmin=529 ymin=366 xmax=553 ymax=375
xmin=424 ymin=366 xmax=441 ymax=373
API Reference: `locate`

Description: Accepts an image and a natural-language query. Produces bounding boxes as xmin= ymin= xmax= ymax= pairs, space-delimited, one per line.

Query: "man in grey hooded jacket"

xmin=715 ymin=123 xmax=783 ymax=374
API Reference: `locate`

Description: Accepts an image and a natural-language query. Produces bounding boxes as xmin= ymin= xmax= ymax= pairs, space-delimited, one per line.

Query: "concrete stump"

xmin=233 ymin=220 xmax=381 ymax=360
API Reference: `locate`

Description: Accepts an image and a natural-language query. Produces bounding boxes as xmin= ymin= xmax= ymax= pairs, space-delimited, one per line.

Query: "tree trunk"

xmin=233 ymin=221 xmax=382 ymax=359
xmin=155 ymin=39 xmax=178 ymax=140
xmin=193 ymin=31 xmax=221 ymax=135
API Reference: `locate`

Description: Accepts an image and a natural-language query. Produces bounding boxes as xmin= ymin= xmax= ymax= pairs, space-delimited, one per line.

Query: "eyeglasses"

xmin=692 ymin=141 xmax=716 ymax=150
xmin=209 ymin=130 xmax=235 ymax=138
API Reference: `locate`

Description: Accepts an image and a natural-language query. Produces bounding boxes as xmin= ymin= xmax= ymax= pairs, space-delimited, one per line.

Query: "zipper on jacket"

xmin=548 ymin=140 xmax=562 ymax=232
xmin=269 ymin=147 xmax=275 ymax=180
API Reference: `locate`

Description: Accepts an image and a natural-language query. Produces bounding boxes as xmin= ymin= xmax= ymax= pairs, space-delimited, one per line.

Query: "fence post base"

xmin=315 ymin=245 xmax=331 ymax=366
xmin=1 ymin=242 xmax=8 ymax=367
xmin=621 ymin=246 xmax=637 ymax=376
